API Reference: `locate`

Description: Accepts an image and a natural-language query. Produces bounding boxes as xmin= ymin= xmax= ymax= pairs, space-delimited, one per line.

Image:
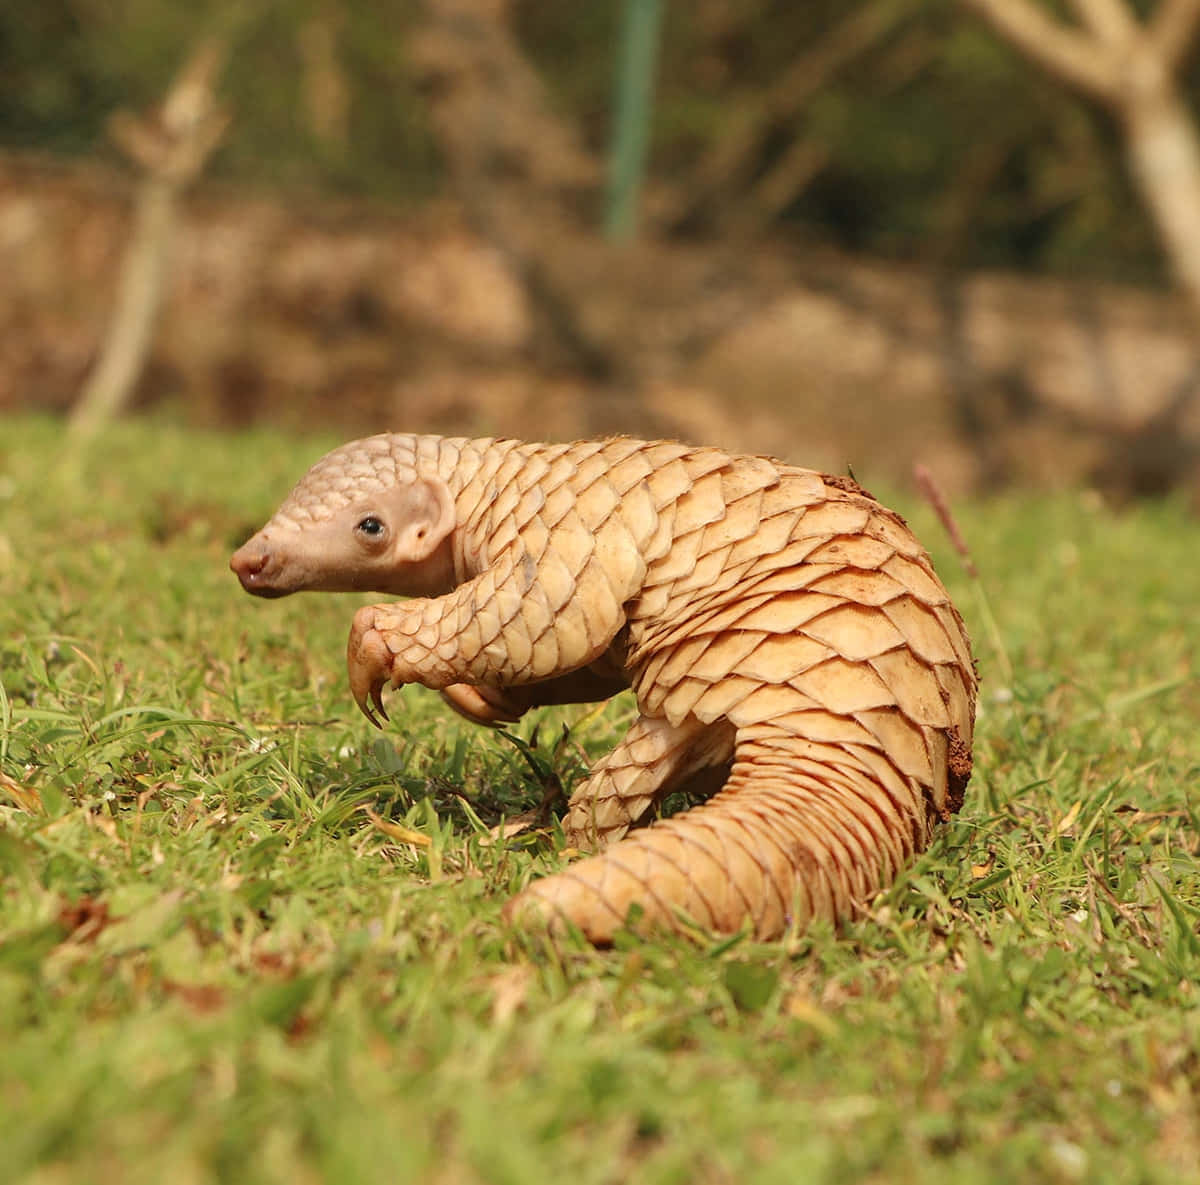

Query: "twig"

xmin=912 ymin=463 xmax=1013 ymax=688
xmin=912 ymin=463 xmax=977 ymax=578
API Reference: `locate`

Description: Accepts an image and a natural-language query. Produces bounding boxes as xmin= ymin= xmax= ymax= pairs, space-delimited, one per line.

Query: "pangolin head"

xmin=230 ymin=434 xmax=458 ymax=598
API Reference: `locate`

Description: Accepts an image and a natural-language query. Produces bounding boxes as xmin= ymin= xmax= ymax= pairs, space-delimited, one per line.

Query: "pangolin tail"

xmin=507 ymin=726 xmax=944 ymax=944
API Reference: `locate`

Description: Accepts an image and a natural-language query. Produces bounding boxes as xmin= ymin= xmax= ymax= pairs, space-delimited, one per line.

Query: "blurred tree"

xmin=960 ymin=0 xmax=1200 ymax=317
xmin=0 ymin=0 xmax=1190 ymax=288
xmin=515 ymin=0 xmax=1161 ymax=279
xmin=652 ymin=0 xmax=918 ymax=237
xmin=0 ymin=0 xmax=123 ymax=151
xmin=298 ymin=5 xmax=351 ymax=153
xmin=0 ymin=0 xmax=437 ymax=202
xmin=69 ymin=40 xmax=230 ymax=440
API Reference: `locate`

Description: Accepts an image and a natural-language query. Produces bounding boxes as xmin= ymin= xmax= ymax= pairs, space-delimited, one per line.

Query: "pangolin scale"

xmin=231 ymin=434 xmax=976 ymax=943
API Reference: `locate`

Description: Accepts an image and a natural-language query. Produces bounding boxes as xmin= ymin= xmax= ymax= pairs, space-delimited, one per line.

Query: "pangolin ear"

xmin=394 ymin=475 xmax=456 ymax=563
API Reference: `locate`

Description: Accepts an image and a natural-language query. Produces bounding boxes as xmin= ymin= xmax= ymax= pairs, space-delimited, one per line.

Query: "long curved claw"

xmin=347 ymin=608 xmax=396 ymax=729
xmin=369 ymin=678 xmax=390 ymax=727
xmin=352 ymin=664 xmax=391 ymax=729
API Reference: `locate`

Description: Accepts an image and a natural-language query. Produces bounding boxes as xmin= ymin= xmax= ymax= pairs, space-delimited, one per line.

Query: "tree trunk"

xmin=1122 ymin=83 xmax=1200 ymax=311
xmin=69 ymin=179 xmax=175 ymax=437
xmin=960 ymin=0 xmax=1200 ymax=323
xmin=68 ymin=39 xmax=228 ymax=441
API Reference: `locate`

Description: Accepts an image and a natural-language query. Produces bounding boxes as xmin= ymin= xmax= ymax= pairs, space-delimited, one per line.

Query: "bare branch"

xmin=662 ymin=0 xmax=911 ymax=229
xmin=1066 ymin=0 xmax=1138 ymax=47
xmin=959 ymin=0 xmax=1119 ymax=102
xmin=727 ymin=138 xmax=831 ymax=238
xmin=1149 ymin=0 xmax=1200 ymax=71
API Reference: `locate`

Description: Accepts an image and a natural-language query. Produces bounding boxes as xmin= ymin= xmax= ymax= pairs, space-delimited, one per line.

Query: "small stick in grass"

xmin=913 ymin=462 xmax=1016 ymax=691
xmin=912 ymin=463 xmax=978 ymax=579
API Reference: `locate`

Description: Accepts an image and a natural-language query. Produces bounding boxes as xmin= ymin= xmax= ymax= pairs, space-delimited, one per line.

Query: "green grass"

xmin=1 ymin=413 xmax=1198 ymax=1185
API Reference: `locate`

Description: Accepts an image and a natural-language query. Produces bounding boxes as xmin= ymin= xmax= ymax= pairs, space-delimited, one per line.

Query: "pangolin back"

xmin=504 ymin=449 xmax=975 ymax=940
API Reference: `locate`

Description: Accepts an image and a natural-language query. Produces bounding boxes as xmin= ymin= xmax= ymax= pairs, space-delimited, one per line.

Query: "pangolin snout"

xmin=230 ymin=540 xmax=289 ymax=598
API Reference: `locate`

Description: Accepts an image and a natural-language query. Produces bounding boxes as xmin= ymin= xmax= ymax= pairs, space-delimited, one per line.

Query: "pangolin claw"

xmin=347 ymin=609 xmax=396 ymax=729
xmin=370 ymin=679 xmax=390 ymax=726
xmin=350 ymin=667 xmax=389 ymax=729
xmin=353 ymin=677 xmax=389 ymax=729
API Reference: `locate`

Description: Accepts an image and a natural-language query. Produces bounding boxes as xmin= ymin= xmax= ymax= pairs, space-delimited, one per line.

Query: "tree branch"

xmin=661 ymin=0 xmax=911 ymax=230
xmin=959 ymin=0 xmax=1119 ymax=102
xmin=1148 ymin=0 xmax=1200 ymax=72
xmin=1066 ymin=0 xmax=1137 ymax=47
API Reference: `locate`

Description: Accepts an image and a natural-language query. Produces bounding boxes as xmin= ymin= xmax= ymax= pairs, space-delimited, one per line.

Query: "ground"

xmin=0 ymin=415 xmax=1198 ymax=1184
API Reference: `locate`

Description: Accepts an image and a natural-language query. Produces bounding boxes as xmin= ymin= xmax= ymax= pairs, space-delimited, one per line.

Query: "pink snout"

xmin=230 ymin=539 xmax=288 ymax=598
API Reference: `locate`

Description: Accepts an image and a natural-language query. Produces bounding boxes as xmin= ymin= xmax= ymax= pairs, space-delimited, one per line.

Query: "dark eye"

xmin=356 ymin=516 xmax=385 ymax=538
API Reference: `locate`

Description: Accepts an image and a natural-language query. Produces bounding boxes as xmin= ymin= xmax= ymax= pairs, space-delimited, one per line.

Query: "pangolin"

xmin=231 ymin=434 xmax=976 ymax=943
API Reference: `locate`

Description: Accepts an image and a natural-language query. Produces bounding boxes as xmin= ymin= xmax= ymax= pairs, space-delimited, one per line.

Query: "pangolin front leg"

xmin=345 ymin=549 xmax=626 ymax=724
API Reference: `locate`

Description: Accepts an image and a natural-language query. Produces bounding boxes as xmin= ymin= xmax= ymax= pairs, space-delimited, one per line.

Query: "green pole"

xmin=605 ymin=0 xmax=665 ymax=242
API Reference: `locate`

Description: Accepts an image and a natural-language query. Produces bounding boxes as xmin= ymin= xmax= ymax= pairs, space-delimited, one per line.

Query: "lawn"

xmin=1 ymin=414 xmax=1197 ymax=1185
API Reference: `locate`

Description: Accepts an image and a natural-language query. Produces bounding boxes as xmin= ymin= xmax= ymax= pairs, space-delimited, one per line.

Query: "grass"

xmin=1 ymin=412 xmax=1197 ymax=1185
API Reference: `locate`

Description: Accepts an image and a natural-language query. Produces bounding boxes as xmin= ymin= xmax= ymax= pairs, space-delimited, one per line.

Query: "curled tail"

xmin=507 ymin=728 xmax=961 ymax=943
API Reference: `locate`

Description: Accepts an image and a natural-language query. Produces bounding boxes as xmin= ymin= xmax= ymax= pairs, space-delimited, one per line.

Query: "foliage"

xmin=1 ymin=415 xmax=1198 ymax=1183
xmin=0 ymin=0 xmax=1179 ymax=280
xmin=0 ymin=0 xmax=437 ymax=201
xmin=522 ymin=0 xmax=1163 ymax=278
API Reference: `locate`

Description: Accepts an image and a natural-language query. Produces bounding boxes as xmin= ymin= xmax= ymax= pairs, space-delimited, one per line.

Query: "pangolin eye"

xmin=356 ymin=516 xmax=385 ymax=538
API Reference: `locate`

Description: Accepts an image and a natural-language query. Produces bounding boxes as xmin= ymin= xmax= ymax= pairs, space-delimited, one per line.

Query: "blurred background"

xmin=4 ymin=0 xmax=1200 ymax=497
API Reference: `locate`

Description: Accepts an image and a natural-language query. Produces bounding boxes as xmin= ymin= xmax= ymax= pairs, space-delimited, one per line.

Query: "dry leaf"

xmin=489 ymin=965 xmax=534 ymax=1024
xmin=0 ymin=771 xmax=43 ymax=814
xmin=363 ymin=805 xmax=432 ymax=848
xmin=1054 ymin=800 xmax=1082 ymax=838
xmin=784 ymin=992 xmax=839 ymax=1036
xmin=484 ymin=809 xmax=543 ymax=844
